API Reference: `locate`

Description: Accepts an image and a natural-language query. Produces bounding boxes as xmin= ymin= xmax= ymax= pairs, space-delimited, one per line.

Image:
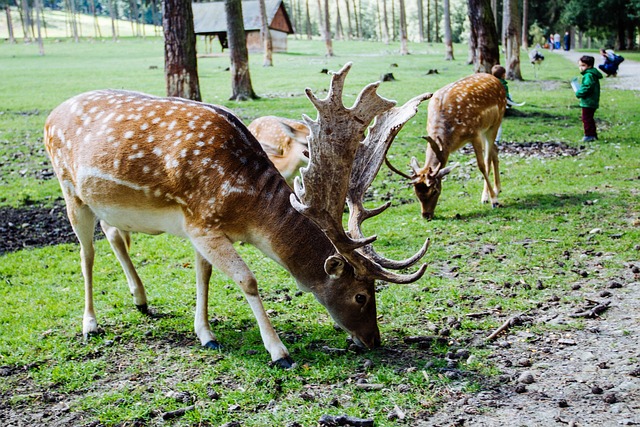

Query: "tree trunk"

xmin=351 ymin=0 xmax=360 ymax=39
xmin=381 ymin=0 xmax=389 ymax=44
xmin=417 ymin=0 xmax=424 ymax=42
xmin=426 ymin=0 xmax=430 ymax=42
xmin=503 ymin=0 xmax=522 ymax=80
xmin=434 ymin=0 xmax=439 ymax=42
xmin=443 ymin=0 xmax=453 ymax=60
xmin=258 ymin=0 xmax=273 ymax=66
xmin=5 ymin=5 xmax=15 ymax=44
xmin=305 ymin=0 xmax=312 ymax=39
xmin=109 ymin=0 xmax=117 ymax=41
xmin=34 ymin=0 xmax=44 ymax=55
xmin=490 ymin=0 xmax=497 ymax=33
xmin=467 ymin=20 xmax=476 ymax=64
xmin=323 ymin=0 xmax=334 ymax=55
xmin=399 ymin=0 xmax=408 ymax=54
xmin=19 ymin=0 xmax=31 ymax=41
xmin=225 ymin=0 xmax=257 ymax=100
xmin=391 ymin=0 xmax=395 ymax=40
xmin=467 ymin=0 xmax=500 ymax=73
xmin=346 ymin=0 xmax=353 ymax=39
xmin=335 ymin=0 xmax=343 ymax=40
xmin=163 ymin=0 xmax=202 ymax=101
xmin=521 ymin=0 xmax=528 ymax=49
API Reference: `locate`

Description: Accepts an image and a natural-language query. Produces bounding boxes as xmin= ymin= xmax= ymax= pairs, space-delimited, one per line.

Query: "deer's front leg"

xmin=192 ymin=236 xmax=292 ymax=367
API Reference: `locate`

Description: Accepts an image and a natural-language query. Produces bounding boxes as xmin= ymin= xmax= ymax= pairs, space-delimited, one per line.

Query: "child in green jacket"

xmin=575 ymin=55 xmax=603 ymax=142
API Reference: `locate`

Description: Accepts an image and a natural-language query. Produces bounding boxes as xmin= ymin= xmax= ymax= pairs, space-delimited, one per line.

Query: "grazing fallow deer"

xmin=43 ymin=63 xmax=432 ymax=367
xmin=386 ymin=73 xmax=507 ymax=220
xmin=247 ymin=116 xmax=310 ymax=183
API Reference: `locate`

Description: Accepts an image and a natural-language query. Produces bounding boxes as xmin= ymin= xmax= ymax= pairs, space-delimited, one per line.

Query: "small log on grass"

xmin=161 ymin=405 xmax=195 ymax=420
xmin=319 ymin=414 xmax=375 ymax=426
xmin=486 ymin=315 xmax=523 ymax=341
xmin=569 ymin=300 xmax=611 ymax=318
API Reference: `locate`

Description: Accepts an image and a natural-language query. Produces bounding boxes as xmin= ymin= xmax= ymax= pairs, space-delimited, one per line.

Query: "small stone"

xmin=628 ymin=368 xmax=640 ymax=377
xmin=518 ymin=371 xmax=535 ymax=384
xmin=597 ymin=361 xmax=609 ymax=369
xmin=557 ymin=399 xmax=569 ymax=408
xmin=515 ymin=384 xmax=527 ymax=393
xmin=598 ymin=290 xmax=612 ymax=298
xmin=517 ymin=358 xmax=532 ymax=367
xmin=603 ymin=393 xmax=618 ymax=404
xmin=608 ymin=281 xmax=623 ymax=289
xmin=207 ymin=389 xmax=221 ymax=400
xmin=571 ymin=284 xmax=581 ymax=290
xmin=591 ymin=385 xmax=604 ymax=395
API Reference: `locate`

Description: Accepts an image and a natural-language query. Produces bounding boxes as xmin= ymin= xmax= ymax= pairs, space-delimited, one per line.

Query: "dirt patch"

xmin=0 ymin=201 xmax=78 ymax=255
xmin=461 ymin=141 xmax=583 ymax=159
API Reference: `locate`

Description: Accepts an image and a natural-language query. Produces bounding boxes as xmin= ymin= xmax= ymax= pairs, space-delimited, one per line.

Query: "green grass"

xmin=1 ymin=36 xmax=639 ymax=426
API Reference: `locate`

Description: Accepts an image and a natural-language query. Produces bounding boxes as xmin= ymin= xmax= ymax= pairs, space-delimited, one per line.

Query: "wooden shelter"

xmin=192 ymin=0 xmax=294 ymax=53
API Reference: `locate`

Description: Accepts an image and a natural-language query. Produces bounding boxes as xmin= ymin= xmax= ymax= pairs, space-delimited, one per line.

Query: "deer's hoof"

xmin=136 ymin=304 xmax=149 ymax=314
xmin=271 ymin=356 xmax=295 ymax=369
xmin=492 ymin=202 xmax=501 ymax=208
xmin=203 ymin=340 xmax=222 ymax=350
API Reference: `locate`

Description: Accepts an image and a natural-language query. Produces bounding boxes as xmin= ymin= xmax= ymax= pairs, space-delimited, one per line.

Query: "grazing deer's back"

xmin=44 ymin=90 xmax=283 ymax=233
xmin=427 ymin=74 xmax=506 ymax=145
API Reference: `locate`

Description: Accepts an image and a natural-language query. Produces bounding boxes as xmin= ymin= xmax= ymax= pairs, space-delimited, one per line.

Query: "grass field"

xmin=1 ymin=36 xmax=639 ymax=426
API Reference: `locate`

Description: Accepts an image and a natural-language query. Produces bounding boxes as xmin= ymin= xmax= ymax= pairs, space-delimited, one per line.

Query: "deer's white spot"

xmin=103 ymin=112 xmax=115 ymax=123
xmin=114 ymin=159 xmax=120 ymax=169
xmin=115 ymin=114 xmax=125 ymax=122
xmin=152 ymin=117 xmax=161 ymax=125
xmin=147 ymin=135 xmax=155 ymax=143
xmin=124 ymin=131 xmax=135 ymax=139
xmin=152 ymin=147 xmax=163 ymax=156
xmin=168 ymin=120 xmax=177 ymax=131
xmin=193 ymin=149 xmax=200 ymax=156
xmin=143 ymin=165 xmax=150 ymax=173
xmin=140 ymin=123 xmax=149 ymax=131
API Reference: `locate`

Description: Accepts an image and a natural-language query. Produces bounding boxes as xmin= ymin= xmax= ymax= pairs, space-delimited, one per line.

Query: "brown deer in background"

xmin=387 ymin=73 xmax=507 ymax=220
xmin=43 ymin=63 xmax=432 ymax=368
xmin=247 ymin=116 xmax=309 ymax=184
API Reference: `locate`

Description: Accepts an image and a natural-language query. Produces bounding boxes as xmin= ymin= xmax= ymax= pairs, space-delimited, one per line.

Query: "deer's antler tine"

xmin=358 ymin=255 xmax=429 ymax=284
xmin=361 ymin=237 xmax=430 ymax=270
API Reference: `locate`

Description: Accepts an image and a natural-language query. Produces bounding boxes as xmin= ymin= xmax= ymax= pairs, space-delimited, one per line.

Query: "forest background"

xmin=2 ymin=0 xmax=639 ymax=52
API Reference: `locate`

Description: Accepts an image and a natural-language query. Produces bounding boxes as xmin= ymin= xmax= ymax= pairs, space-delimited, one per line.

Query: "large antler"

xmin=290 ymin=63 xmax=432 ymax=284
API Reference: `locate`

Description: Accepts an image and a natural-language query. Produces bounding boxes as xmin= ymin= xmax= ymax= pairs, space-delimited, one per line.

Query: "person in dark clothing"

xmin=575 ymin=56 xmax=603 ymax=142
xmin=598 ymin=48 xmax=624 ymax=77
xmin=563 ymin=31 xmax=570 ymax=50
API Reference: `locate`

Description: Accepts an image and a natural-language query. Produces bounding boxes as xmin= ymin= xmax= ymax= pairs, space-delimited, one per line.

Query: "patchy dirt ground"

xmin=1 ymin=138 xmax=638 ymax=427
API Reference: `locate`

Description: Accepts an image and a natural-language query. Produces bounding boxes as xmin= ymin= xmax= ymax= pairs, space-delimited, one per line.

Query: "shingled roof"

xmin=192 ymin=0 xmax=294 ymax=35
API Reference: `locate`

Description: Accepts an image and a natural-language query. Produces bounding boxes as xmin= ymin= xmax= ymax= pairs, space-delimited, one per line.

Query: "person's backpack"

xmin=612 ymin=54 xmax=625 ymax=66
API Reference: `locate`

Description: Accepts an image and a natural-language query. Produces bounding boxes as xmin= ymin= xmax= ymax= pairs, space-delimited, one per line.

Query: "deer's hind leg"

xmin=100 ymin=221 xmax=148 ymax=313
xmin=64 ymin=199 xmax=99 ymax=338
xmin=470 ymin=135 xmax=499 ymax=207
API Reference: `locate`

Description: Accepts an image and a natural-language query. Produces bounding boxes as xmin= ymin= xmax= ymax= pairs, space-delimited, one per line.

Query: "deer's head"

xmin=291 ymin=63 xmax=433 ymax=346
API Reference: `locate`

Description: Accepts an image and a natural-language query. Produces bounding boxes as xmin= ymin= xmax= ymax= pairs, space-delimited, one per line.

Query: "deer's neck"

xmin=238 ymin=174 xmax=335 ymax=293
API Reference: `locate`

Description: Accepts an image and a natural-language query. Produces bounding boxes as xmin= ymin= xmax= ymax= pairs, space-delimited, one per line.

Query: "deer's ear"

xmin=324 ymin=255 xmax=346 ymax=279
